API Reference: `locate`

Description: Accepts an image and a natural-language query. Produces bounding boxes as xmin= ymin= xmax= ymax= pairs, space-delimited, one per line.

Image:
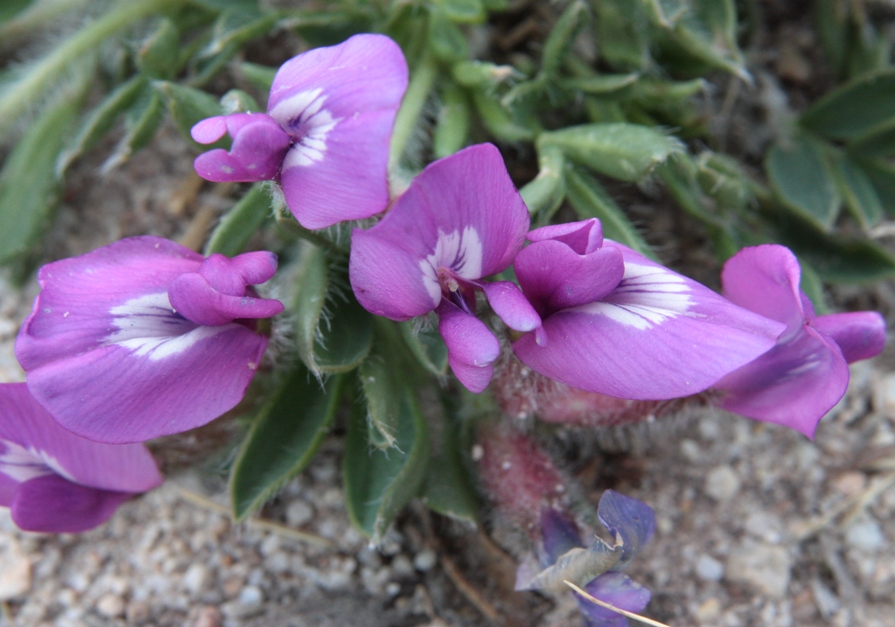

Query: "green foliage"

xmin=230 ymin=365 xmax=344 ymax=522
xmin=766 ymin=134 xmax=841 ymax=230
xmin=343 ymin=388 xmax=429 ymax=542
xmin=292 ymin=245 xmax=374 ymax=377
xmin=205 ymin=183 xmax=272 ymax=256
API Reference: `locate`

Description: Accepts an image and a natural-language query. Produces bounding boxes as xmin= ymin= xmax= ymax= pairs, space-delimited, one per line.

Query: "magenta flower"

xmin=349 ymin=143 xmax=540 ymax=392
xmin=15 ymin=237 xmax=284 ymax=444
xmin=0 ymin=383 xmax=162 ymax=533
xmin=516 ymin=492 xmax=655 ymax=627
xmin=511 ymin=219 xmax=786 ymax=399
xmin=191 ymin=34 xmax=408 ymax=230
xmin=715 ymin=245 xmax=886 ymax=437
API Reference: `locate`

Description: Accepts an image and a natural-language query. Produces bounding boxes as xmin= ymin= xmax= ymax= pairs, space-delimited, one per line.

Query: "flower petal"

xmin=168 ymin=272 xmax=283 ymax=326
xmin=279 ymin=109 xmax=396 ymax=228
xmin=350 ymin=143 xmax=530 ymax=319
xmin=717 ymin=326 xmax=850 ymax=438
xmin=24 ymin=326 xmax=268 ymax=443
xmin=268 ymin=34 xmax=408 ymax=229
xmin=513 ymin=243 xmax=785 ymax=399
xmin=721 ymin=244 xmax=804 ymax=336
xmin=527 ymin=218 xmax=604 ymax=255
xmin=811 ymin=311 xmax=886 ymax=363
xmin=0 ymin=383 xmax=162 ymax=492
xmin=191 ymin=116 xmax=228 ymax=144
xmin=193 ymin=114 xmax=290 ymax=183
xmin=578 ymin=572 xmax=651 ymax=627
xmin=540 ymin=507 xmax=584 ymax=565
xmin=268 ymin=34 xmax=408 ymax=124
xmin=597 ymin=490 xmax=655 ymax=570
xmin=515 ymin=240 xmax=624 ymax=315
xmin=15 ymin=237 xmax=202 ymax=370
xmin=11 ymin=474 xmax=131 ymax=533
xmin=483 ymin=281 xmax=541 ymax=332
xmin=437 ymin=300 xmax=501 ymax=393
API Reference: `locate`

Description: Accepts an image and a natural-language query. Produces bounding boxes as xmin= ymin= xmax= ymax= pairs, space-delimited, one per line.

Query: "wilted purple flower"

xmin=15 ymin=237 xmax=284 ymax=444
xmin=349 ymin=143 xmax=539 ymax=392
xmin=0 ymin=383 xmax=162 ymax=533
xmin=191 ymin=34 xmax=408 ymax=230
xmin=511 ymin=219 xmax=786 ymax=399
xmin=516 ymin=491 xmax=656 ymax=627
xmin=715 ymin=244 xmax=886 ymax=437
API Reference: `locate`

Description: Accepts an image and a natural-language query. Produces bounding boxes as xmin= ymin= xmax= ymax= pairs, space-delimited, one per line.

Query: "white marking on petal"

xmin=576 ymin=263 xmax=695 ymax=329
xmin=270 ymin=88 xmax=342 ymax=169
xmin=0 ymin=441 xmax=53 ymax=483
xmin=105 ymin=293 xmax=230 ymax=361
xmin=418 ymin=227 xmax=485 ymax=304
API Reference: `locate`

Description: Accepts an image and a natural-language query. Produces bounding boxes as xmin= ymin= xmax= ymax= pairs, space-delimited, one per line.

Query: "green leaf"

xmin=428 ymin=7 xmax=468 ymax=62
xmin=220 ymin=88 xmax=261 ymax=114
xmin=765 ymin=135 xmax=840 ymax=230
xmin=237 ymin=62 xmax=277 ymax=98
xmin=154 ymin=80 xmax=223 ymax=144
xmin=0 ymin=0 xmax=32 ymax=25
xmin=230 ymin=366 xmax=343 ymax=522
xmin=0 ymin=91 xmax=82 ymax=264
xmin=773 ymin=213 xmax=895 ymax=283
xmin=433 ymin=83 xmax=471 ymax=159
xmin=471 ymin=89 xmax=536 ymax=142
xmin=521 ymin=144 xmax=566 ymax=222
xmin=801 ymin=69 xmax=895 ymax=140
xmin=57 ymin=75 xmax=148 ymax=175
xmin=137 ymin=18 xmax=180 ymax=79
xmin=358 ymin=336 xmax=404 ymax=450
xmin=560 ymin=73 xmax=639 ymax=96
xmin=656 ymin=157 xmax=740 ymax=260
xmin=292 ymin=245 xmax=374 ymax=375
xmin=641 ymin=0 xmax=687 ymax=28
xmin=204 ymin=8 xmax=277 ymax=57
xmin=437 ymin=0 xmax=484 ymax=23
xmin=797 ymin=257 xmax=830 ymax=315
xmin=344 ymin=387 xmax=430 ymax=542
xmin=565 ymin=167 xmax=655 ymax=260
xmin=101 ymin=89 xmax=165 ymax=173
xmin=541 ymin=0 xmax=589 ymax=77
xmin=451 ymin=61 xmax=516 ymax=87
xmin=204 ymin=183 xmax=272 ymax=256
xmin=399 ymin=321 xmax=449 ymax=376
xmin=858 ymin=158 xmax=895 ymax=216
xmin=832 ymin=155 xmax=884 ymax=229
xmin=593 ymin=0 xmax=651 ymax=70
xmin=814 ymin=0 xmax=848 ymax=78
xmin=540 ymin=123 xmax=682 ymax=182
xmin=694 ymin=152 xmax=754 ymax=212
xmin=847 ymin=122 xmax=895 ymax=158
xmin=661 ymin=0 xmax=747 ymax=79
xmin=421 ymin=403 xmax=477 ymax=523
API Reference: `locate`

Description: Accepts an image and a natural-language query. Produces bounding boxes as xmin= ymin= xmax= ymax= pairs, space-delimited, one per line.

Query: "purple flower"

xmin=516 ymin=491 xmax=655 ymax=627
xmin=349 ymin=143 xmax=540 ymax=392
xmin=511 ymin=219 xmax=786 ymax=399
xmin=0 ymin=383 xmax=162 ymax=533
xmin=715 ymin=244 xmax=886 ymax=437
xmin=15 ymin=237 xmax=284 ymax=444
xmin=191 ymin=34 xmax=408 ymax=230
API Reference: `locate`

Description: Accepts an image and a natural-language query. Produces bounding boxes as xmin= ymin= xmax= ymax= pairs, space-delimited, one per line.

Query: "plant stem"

xmin=389 ymin=49 xmax=437 ymax=171
xmin=0 ymin=0 xmax=184 ymax=138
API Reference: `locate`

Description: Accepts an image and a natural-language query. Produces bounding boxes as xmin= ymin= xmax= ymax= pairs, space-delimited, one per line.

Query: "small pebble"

xmin=727 ymin=540 xmax=792 ymax=598
xmin=696 ymin=554 xmax=724 ymax=582
xmin=413 ymin=550 xmax=437 ymax=572
xmin=97 ymin=593 xmax=126 ymax=618
xmin=845 ymin=518 xmax=886 ymax=553
xmin=705 ymin=466 xmax=741 ymax=501
xmin=286 ymin=500 xmax=314 ymax=527
xmin=0 ymin=538 xmax=32 ymax=600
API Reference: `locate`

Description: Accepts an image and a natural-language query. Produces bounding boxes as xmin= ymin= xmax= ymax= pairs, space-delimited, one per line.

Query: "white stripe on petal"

xmin=106 ymin=293 xmax=229 ymax=361
xmin=418 ymin=227 xmax=485 ymax=303
xmin=576 ymin=263 xmax=695 ymax=329
xmin=0 ymin=440 xmax=52 ymax=483
xmin=270 ymin=89 xmax=342 ymax=168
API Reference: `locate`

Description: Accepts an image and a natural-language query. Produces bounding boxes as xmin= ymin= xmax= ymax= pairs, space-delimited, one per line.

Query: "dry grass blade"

xmin=175 ymin=484 xmax=332 ymax=548
xmin=564 ymin=581 xmax=673 ymax=627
